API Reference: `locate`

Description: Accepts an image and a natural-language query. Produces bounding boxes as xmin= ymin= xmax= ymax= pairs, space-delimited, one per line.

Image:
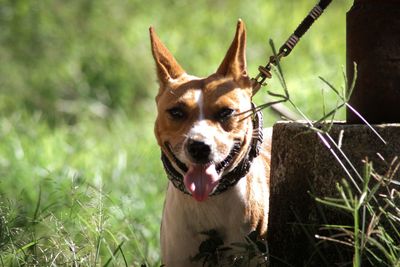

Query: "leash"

xmin=252 ymin=0 xmax=333 ymax=92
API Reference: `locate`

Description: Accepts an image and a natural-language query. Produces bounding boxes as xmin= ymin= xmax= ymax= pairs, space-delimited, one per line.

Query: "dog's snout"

xmin=187 ymin=139 xmax=211 ymax=163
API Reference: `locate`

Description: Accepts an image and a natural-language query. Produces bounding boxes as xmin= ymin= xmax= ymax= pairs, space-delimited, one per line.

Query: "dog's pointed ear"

xmin=216 ymin=20 xmax=248 ymax=81
xmin=149 ymin=27 xmax=185 ymax=85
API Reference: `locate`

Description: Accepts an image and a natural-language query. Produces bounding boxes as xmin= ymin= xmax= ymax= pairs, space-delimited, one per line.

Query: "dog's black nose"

xmin=187 ymin=139 xmax=211 ymax=163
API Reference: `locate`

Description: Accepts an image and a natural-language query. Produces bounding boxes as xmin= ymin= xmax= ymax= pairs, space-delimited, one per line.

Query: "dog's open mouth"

xmin=183 ymin=163 xmax=219 ymax=202
xmin=165 ymin=140 xmax=242 ymax=201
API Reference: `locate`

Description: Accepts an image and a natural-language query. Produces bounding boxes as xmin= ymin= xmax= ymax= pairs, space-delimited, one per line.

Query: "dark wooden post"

xmin=347 ymin=0 xmax=400 ymax=123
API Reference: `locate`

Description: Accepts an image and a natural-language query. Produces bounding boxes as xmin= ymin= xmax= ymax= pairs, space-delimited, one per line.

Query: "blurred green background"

xmin=0 ymin=0 xmax=351 ymax=266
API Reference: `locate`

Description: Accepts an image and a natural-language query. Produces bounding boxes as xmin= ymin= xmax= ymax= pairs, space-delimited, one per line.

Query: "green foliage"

xmin=1 ymin=0 xmax=351 ymax=124
xmin=315 ymin=160 xmax=400 ymax=266
xmin=0 ymin=0 xmax=152 ymax=124
xmin=0 ymin=113 xmax=164 ymax=265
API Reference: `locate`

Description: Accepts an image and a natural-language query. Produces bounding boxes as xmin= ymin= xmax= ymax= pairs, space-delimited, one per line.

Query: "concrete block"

xmin=267 ymin=121 xmax=400 ymax=265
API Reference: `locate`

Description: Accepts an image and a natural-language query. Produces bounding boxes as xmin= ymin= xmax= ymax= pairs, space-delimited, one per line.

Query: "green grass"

xmin=0 ymin=111 xmax=164 ymax=265
xmin=0 ymin=0 xmax=353 ymax=265
xmin=315 ymin=161 xmax=400 ymax=267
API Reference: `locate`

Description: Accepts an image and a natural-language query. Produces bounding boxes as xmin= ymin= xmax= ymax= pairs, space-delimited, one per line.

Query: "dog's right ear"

xmin=149 ymin=27 xmax=185 ymax=86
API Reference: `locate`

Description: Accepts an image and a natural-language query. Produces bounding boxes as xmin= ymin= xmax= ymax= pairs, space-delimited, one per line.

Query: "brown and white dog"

xmin=150 ymin=20 xmax=271 ymax=266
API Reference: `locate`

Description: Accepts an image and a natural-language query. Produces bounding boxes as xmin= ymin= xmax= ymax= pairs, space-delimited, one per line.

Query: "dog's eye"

xmin=167 ymin=107 xmax=186 ymax=120
xmin=216 ymin=108 xmax=234 ymax=121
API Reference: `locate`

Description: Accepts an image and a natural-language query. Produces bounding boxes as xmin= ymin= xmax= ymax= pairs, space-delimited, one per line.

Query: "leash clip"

xmin=251 ymin=50 xmax=285 ymax=90
xmin=251 ymin=0 xmax=332 ymax=93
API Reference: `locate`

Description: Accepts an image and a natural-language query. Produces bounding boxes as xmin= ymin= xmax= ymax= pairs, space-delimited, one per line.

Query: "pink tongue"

xmin=183 ymin=164 xmax=219 ymax=202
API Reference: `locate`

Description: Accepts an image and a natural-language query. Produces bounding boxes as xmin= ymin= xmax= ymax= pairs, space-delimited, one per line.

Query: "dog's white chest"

xmin=161 ymin=178 xmax=249 ymax=267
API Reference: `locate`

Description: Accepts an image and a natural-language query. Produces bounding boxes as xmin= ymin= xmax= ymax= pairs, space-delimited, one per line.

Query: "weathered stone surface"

xmin=267 ymin=122 xmax=400 ymax=265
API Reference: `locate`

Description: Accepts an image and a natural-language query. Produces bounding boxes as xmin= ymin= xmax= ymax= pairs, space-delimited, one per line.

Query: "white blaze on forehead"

xmin=193 ymin=89 xmax=204 ymax=120
xmin=189 ymin=89 xmax=209 ymax=144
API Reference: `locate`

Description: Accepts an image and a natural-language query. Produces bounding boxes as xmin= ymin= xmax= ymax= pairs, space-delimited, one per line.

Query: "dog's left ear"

xmin=149 ymin=27 xmax=185 ymax=86
xmin=216 ymin=19 xmax=249 ymax=83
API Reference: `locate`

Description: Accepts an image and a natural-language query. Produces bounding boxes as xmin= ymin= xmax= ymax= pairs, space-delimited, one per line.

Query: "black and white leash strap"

xmin=252 ymin=0 xmax=333 ymax=89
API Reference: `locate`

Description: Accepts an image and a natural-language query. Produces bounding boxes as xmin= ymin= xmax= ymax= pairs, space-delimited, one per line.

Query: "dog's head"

xmin=150 ymin=20 xmax=255 ymax=201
